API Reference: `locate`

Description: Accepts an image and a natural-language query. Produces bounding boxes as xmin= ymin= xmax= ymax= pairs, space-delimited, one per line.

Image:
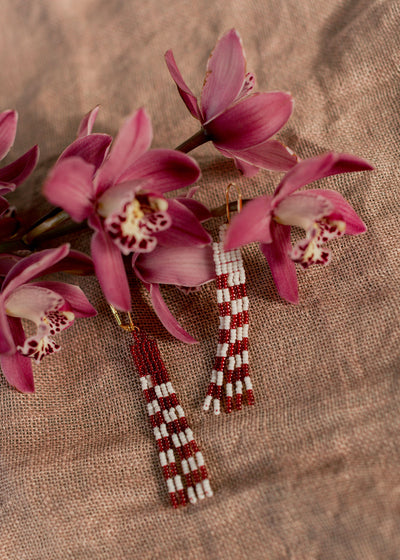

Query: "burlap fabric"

xmin=0 ymin=1 xmax=399 ymax=558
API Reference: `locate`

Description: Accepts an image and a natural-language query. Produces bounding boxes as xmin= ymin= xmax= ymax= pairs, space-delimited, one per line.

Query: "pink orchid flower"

xmin=0 ymin=110 xmax=39 ymax=239
xmin=133 ymin=195 xmax=215 ymax=343
xmin=0 ymin=244 xmax=96 ymax=393
xmin=165 ymin=29 xmax=297 ymax=176
xmin=43 ymin=107 xmax=204 ymax=312
xmin=224 ymin=152 xmax=373 ymax=303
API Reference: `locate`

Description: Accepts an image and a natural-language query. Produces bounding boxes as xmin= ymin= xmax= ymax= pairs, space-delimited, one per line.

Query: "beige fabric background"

xmin=1 ymin=1 xmax=399 ymax=558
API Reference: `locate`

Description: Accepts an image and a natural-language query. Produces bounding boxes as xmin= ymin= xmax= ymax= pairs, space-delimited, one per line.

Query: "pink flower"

xmin=165 ymin=29 xmax=297 ymax=176
xmin=43 ymin=108 xmax=204 ymax=312
xmin=0 ymin=110 xmax=39 ymax=239
xmin=133 ymin=196 xmax=215 ymax=343
xmin=0 ymin=244 xmax=96 ymax=393
xmin=224 ymin=152 xmax=373 ymax=303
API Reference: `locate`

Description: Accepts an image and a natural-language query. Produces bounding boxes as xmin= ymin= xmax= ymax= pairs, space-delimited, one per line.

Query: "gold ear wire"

xmin=225 ymin=183 xmax=243 ymax=224
xmin=109 ymin=304 xmax=139 ymax=332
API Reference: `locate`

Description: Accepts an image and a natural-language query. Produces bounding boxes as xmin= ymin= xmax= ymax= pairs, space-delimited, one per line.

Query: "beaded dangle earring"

xmin=203 ymin=184 xmax=254 ymax=415
xmin=110 ymin=306 xmax=213 ymax=508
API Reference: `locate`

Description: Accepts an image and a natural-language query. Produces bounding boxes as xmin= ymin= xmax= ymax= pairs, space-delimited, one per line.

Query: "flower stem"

xmin=175 ymin=129 xmax=209 ymax=153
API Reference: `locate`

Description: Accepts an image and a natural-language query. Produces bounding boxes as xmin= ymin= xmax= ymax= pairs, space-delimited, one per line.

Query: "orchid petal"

xmin=261 ymin=222 xmax=298 ymax=304
xmin=148 ymin=283 xmax=198 ymax=344
xmin=90 ymin=222 xmax=131 ymax=311
xmin=174 ymin=197 xmax=211 ymax=222
xmin=5 ymin=285 xmax=64 ymax=325
xmin=224 ymin=196 xmax=273 ymax=250
xmin=0 ymin=317 xmax=34 ymax=392
xmin=0 ymin=145 xmax=39 ymax=186
xmin=58 ymin=134 xmax=112 ymax=171
xmin=0 ymin=110 xmax=17 ymax=160
xmin=156 ymin=199 xmax=212 ymax=247
xmin=274 ymin=152 xmax=373 ymax=202
xmin=165 ymin=50 xmax=201 ymax=120
xmin=134 ymin=244 xmax=215 ymax=286
xmin=0 ymin=216 xmax=19 ymax=239
xmin=119 ymin=149 xmax=201 ymax=194
xmin=200 ymin=29 xmax=246 ymax=121
xmin=0 ymin=297 xmax=15 ymax=354
xmin=204 ymin=92 xmax=293 ymax=149
xmin=95 ymin=108 xmax=153 ymax=196
xmin=0 ymin=183 xmax=15 ymax=197
xmin=0 ymin=254 xmax=22 ymax=277
xmin=30 ymin=282 xmax=97 ymax=318
xmin=2 ymin=244 xmax=70 ymax=296
xmin=96 ymin=179 xmax=144 ymax=218
xmin=218 ymin=140 xmax=298 ymax=174
xmin=77 ymin=106 xmax=100 ymax=138
xmin=43 ymin=250 xmax=95 ymax=276
xmin=301 ymin=189 xmax=367 ymax=235
xmin=274 ymin=193 xmax=334 ymax=230
xmin=43 ymin=157 xmax=95 ymax=222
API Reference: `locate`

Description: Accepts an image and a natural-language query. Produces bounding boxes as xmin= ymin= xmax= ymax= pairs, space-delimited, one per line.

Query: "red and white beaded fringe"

xmin=204 ymin=224 xmax=254 ymax=414
xmin=130 ymin=330 xmax=213 ymax=508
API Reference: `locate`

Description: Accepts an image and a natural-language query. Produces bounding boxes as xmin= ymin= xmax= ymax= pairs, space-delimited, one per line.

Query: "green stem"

xmin=175 ymin=129 xmax=209 ymax=153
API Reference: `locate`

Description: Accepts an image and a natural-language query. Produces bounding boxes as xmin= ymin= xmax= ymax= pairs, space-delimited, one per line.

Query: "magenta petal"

xmin=134 ymin=244 xmax=215 ymax=286
xmin=0 ymin=254 xmax=22 ymax=277
xmin=323 ymin=153 xmax=374 ymax=178
xmin=0 ymin=145 xmax=39 ymax=186
xmin=302 ymin=189 xmax=367 ymax=235
xmin=156 ymin=199 xmax=212 ymax=247
xmin=0 ymin=216 xmax=19 ymax=239
xmin=119 ymin=149 xmax=201 ymax=193
xmin=0 ymin=299 xmax=15 ymax=354
xmin=44 ymin=157 xmax=95 ymax=222
xmin=0 ymin=316 xmax=34 ymax=392
xmin=200 ymin=29 xmax=246 ymax=121
xmin=220 ymin=140 xmax=298 ymax=174
xmin=0 ymin=110 xmax=17 ymax=160
xmin=30 ymin=282 xmax=97 ymax=318
xmin=3 ymin=244 xmax=70 ymax=295
xmin=274 ymin=152 xmax=373 ymax=202
xmin=205 ymin=92 xmax=293 ymax=149
xmin=90 ymin=225 xmax=131 ymax=311
xmin=224 ymin=196 xmax=273 ymax=250
xmin=165 ymin=50 xmax=201 ymax=120
xmin=77 ymin=106 xmax=100 ymax=138
xmin=261 ymin=222 xmax=298 ymax=304
xmin=274 ymin=192 xmax=334 ymax=230
xmin=58 ymin=134 xmax=112 ymax=171
xmin=43 ymin=249 xmax=95 ymax=276
xmin=149 ymin=283 xmax=197 ymax=344
xmin=96 ymin=108 xmax=153 ymax=196
xmin=174 ymin=197 xmax=211 ymax=222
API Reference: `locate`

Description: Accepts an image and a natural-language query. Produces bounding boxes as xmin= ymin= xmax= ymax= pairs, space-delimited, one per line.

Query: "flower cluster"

xmin=0 ymin=29 xmax=372 ymax=392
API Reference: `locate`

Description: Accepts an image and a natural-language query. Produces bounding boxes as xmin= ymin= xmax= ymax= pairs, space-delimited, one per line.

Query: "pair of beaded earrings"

xmin=111 ymin=185 xmax=253 ymax=508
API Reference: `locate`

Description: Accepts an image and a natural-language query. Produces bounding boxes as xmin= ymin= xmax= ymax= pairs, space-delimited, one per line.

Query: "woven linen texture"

xmin=0 ymin=1 xmax=399 ymax=558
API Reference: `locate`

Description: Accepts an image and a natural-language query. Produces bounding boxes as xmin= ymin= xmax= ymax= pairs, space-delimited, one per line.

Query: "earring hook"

xmin=225 ymin=183 xmax=242 ymax=224
xmin=109 ymin=304 xmax=139 ymax=332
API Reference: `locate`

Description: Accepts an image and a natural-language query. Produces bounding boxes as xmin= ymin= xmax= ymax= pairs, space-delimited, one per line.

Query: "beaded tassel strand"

xmin=131 ymin=330 xmax=213 ymax=507
xmin=204 ymin=223 xmax=254 ymax=414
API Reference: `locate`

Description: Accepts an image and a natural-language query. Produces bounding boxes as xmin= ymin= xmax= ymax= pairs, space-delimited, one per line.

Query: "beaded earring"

xmin=111 ymin=306 xmax=213 ymax=508
xmin=203 ymin=185 xmax=254 ymax=415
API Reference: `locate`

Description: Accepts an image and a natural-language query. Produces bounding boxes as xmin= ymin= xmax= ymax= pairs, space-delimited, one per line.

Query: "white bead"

xmin=166 ymin=478 xmax=176 ymax=493
xmin=188 ymin=486 xmax=197 ymax=504
xmin=203 ymin=394 xmax=212 ymax=411
xmin=203 ymin=479 xmax=213 ymax=497
xmin=196 ymin=482 xmax=205 ymax=500
xmin=244 ymin=377 xmax=253 ymax=390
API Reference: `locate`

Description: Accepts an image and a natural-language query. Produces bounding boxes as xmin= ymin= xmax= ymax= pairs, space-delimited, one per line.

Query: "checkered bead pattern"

xmin=130 ymin=330 xmax=213 ymax=508
xmin=204 ymin=224 xmax=254 ymax=414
